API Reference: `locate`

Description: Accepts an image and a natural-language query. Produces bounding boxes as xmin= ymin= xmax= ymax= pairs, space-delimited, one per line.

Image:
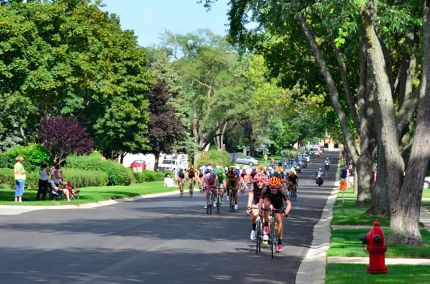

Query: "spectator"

xmin=340 ymin=166 xmax=348 ymax=179
xmin=49 ymin=179 xmax=71 ymax=201
xmin=52 ymin=163 xmax=63 ymax=186
xmin=13 ymin=156 xmax=26 ymax=202
xmin=36 ymin=161 xmax=49 ymax=200
xmin=347 ymin=164 xmax=354 ymax=187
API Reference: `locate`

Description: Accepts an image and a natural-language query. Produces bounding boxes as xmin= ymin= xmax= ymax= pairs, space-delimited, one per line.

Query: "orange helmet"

xmin=268 ymin=176 xmax=282 ymax=187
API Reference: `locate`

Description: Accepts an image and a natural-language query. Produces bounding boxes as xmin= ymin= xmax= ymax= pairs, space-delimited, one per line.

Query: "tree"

xmin=0 ymin=0 xmax=153 ymax=157
xmin=37 ymin=116 xmax=93 ymax=163
xmin=146 ymin=80 xmax=185 ymax=171
xmin=202 ymin=0 xmax=430 ymax=245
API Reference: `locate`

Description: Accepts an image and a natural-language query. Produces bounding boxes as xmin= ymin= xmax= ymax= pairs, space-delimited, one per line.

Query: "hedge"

xmin=0 ymin=167 xmax=108 ymax=190
xmin=65 ymin=153 xmax=133 ymax=185
xmin=134 ymin=170 xmax=164 ymax=183
xmin=0 ymin=144 xmax=51 ymax=171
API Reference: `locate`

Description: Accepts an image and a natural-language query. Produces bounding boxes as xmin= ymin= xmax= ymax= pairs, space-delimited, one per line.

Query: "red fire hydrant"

xmin=360 ymin=219 xmax=388 ymax=273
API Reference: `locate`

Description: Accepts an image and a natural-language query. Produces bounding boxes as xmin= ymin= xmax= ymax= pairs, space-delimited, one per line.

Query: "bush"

xmin=0 ymin=144 xmax=51 ymax=171
xmin=197 ymin=149 xmax=231 ymax=167
xmin=62 ymin=168 xmax=108 ymax=188
xmin=0 ymin=168 xmax=38 ymax=190
xmin=0 ymin=167 xmax=108 ymax=190
xmin=65 ymin=153 xmax=133 ymax=185
xmin=134 ymin=170 xmax=164 ymax=183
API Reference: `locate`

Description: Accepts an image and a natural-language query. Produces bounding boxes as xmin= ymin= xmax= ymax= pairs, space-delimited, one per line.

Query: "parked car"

xmin=235 ymin=155 xmax=259 ymax=166
xmin=130 ymin=160 xmax=146 ymax=173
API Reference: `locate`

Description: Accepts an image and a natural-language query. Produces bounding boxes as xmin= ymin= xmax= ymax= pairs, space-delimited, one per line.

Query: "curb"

xmin=328 ymin=256 xmax=430 ymax=265
xmin=0 ymin=189 xmax=180 ymax=215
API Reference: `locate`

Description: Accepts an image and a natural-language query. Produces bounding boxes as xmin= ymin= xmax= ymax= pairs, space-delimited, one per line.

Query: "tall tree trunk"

xmin=356 ymin=32 xmax=374 ymax=203
xmin=154 ymin=153 xmax=160 ymax=172
xmin=369 ymin=142 xmax=390 ymax=215
xmin=389 ymin=0 xmax=430 ymax=245
xmin=299 ymin=16 xmax=359 ymax=166
xmin=363 ymin=1 xmax=423 ymax=245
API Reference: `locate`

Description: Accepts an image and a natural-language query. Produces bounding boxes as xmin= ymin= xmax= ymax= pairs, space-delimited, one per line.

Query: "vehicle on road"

xmin=235 ymin=155 xmax=259 ymax=166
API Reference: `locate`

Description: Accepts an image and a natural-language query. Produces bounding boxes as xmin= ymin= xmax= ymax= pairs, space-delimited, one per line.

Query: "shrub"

xmin=65 ymin=153 xmax=133 ymax=185
xmin=62 ymin=168 xmax=108 ymax=188
xmin=134 ymin=170 xmax=164 ymax=183
xmin=0 ymin=144 xmax=51 ymax=171
xmin=0 ymin=168 xmax=38 ymax=190
xmin=0 ymin=167 xmax=108 ymax=190
xmin=197 ymin=149 xmax=231 ymax=167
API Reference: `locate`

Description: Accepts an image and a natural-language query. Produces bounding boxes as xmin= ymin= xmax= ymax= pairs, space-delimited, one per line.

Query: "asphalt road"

xmin=0 ymin=151 xmax=339 ymax=284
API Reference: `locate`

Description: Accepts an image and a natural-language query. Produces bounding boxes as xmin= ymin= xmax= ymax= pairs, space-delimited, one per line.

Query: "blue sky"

xmin=101 ymin=0 xmax=230 ymax=47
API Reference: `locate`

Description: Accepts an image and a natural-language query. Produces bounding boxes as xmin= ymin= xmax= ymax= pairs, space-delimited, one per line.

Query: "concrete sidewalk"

xmin=328 ymin=257 xmax=430 ymax=265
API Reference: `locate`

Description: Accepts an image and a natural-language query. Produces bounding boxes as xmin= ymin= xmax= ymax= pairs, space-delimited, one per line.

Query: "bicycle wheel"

xmin=216 ymin=193 xmax=221 ymax=214
xmin=230 ymin=191 xmax=236 ymax=212
xmin=270 ymin=218 xmax=276 ymax=259
xmin=256 ymin=217 xmax=262 ymax=254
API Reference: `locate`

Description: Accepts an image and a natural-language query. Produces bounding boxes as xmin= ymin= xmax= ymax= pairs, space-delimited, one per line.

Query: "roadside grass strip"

xmin=336 ymin=187 xmax=357 ymax=199
xmin=423 ymin=201 xmax=430 ymax=212
xmin=326 ymin=263 xmax=430 ymax=284
xmin=423 ymin=188 xmax=430 ymax=199
xmin=328 ymin=228 xmax=430 ymax=258
xmin=0 ymin=181 xmax=175 ymax=206
xmin=331 ymin=199 xmax=390 ymax=226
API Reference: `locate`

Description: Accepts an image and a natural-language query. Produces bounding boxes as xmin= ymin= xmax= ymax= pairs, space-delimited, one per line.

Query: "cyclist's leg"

xmin=275 ymin=212 xmax=283 ymax=240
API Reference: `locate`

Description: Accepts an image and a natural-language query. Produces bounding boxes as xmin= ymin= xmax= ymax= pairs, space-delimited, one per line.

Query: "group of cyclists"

xmin=175 ymin=163 xmax=299 ymax=253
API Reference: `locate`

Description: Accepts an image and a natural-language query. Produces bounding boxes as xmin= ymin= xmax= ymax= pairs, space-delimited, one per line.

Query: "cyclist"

xmin=240 ymin=169 xmax=249 ymax=193
xmin=262 ymin=176 xmax=292 ymax=252
xmin=188 ymin=165 xmax=196 ymax=193
xmin=177 ymin=169 xmax=185 ymax=193
xmin=216 ymin=168 xmax=226 ymax=200
xmin=246 ymin=172 xmax=266 ymax=240
xmin=204 ymin=172 xmax=218 ymax=209
xmin=198 ymin=169 xmax=204 ymax=192
xmin=287 ymin=171 xmax=298 ymax=200
xmin=225 ymin=166 xmax=239 ymax=210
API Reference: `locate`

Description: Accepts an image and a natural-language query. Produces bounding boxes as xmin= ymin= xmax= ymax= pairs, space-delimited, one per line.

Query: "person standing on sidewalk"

xmin=13 ymin=156 xmax=26 ymax=202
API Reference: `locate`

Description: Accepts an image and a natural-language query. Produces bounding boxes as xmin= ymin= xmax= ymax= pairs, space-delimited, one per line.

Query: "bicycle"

xmin=207 ymin=187 xmax=221 ymax=214
xmin=178 ymin=178 xmax=185 ymax=197
xmin=255 ymin=207 xmax=264 ymax=254
xmin=228 ymin=187 xmax=237 ymax=212
xmin=188 ymin=178 xmax=194 ymax=197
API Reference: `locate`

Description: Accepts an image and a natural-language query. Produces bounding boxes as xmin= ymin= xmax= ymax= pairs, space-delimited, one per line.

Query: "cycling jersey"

xmin=217 ymin=173 xmax=225 ymax=186
xmin=204 ymin=173 xmax=218 ymax=189
xmin=262 ymin=186 xmax=288 ymax=210
xmin=188 ymin=168 xmax=195 ymax=178
xmin=178 ymin=172 xmax=185 ymax=179
xmin=250 ymin=183 xmax=265 ymax=204
xmin=287 ymin=174 xmax=298 ymax=185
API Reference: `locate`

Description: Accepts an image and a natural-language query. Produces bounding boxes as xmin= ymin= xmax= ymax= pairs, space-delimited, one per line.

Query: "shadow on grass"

xmin=332 ymin=199 xmax=390 ymax=226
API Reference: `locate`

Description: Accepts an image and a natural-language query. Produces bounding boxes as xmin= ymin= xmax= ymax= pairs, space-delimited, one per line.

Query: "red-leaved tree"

xmin=38 ymin=116 xmax=93 ymax=163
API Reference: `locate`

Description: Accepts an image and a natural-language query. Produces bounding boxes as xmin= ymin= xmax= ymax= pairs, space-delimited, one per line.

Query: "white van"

xmin=158 ymin=154 xmax=188 ymax=173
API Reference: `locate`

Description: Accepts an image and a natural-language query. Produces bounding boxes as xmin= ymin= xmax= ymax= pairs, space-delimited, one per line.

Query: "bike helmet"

xmin=254 ymin=173 xmax=265 ymax=182
xmin=208 ymin=173 xmax=216 ymax=185
xmin=268 ymin=176 xmax=282 ymax=187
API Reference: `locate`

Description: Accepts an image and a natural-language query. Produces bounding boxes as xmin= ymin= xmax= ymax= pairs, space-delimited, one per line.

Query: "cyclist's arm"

xmin=247 ymin=189 xmax=254 ymax=209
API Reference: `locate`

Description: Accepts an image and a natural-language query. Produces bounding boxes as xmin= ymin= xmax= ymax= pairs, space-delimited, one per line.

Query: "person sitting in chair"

xmin=50 ymin=179 xmax=71 ymax=202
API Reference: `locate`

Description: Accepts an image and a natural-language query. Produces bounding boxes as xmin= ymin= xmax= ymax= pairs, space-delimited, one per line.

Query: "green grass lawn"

xmin=423 ymin=188 xmax=430 ymax=199
xmin=337 ymin=187 xmax=358 ymax=199
xmin=326 ymin=264 xmax=430 ymax=284
xmin=0 ymin=181 xmax=176 ymax=206
xmin=328 ymin=228 xmax=430 ymax=258
xmin=331 ymin=199 xmax=390 ymax=226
